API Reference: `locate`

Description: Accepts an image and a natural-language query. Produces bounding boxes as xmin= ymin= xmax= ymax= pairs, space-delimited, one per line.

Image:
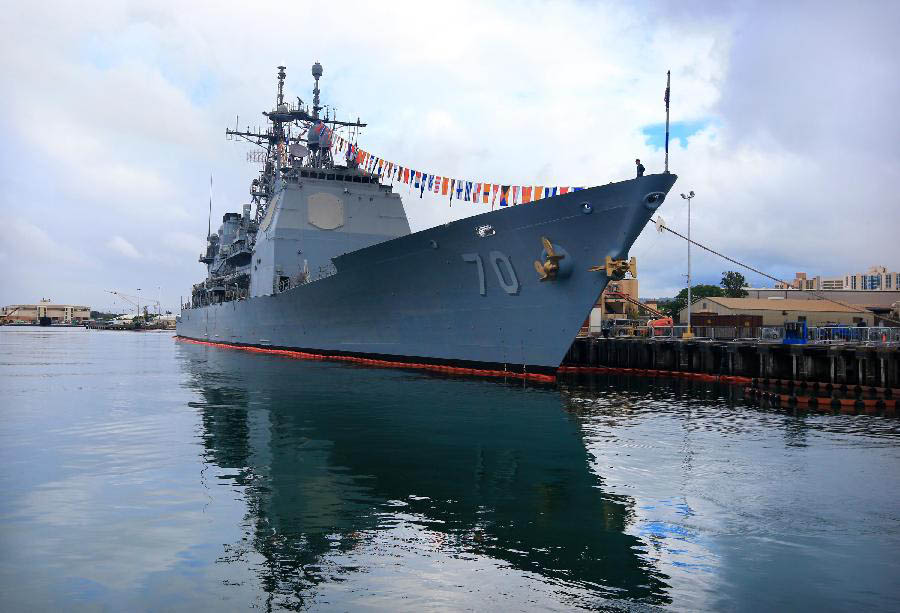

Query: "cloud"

xmin=107 ymin=236 xmax=141 ymax=259
xmin=162 ymin=231 xmax=203 ymax=255
xmin=1 ymin=218 xmax=95 ymax=268
xmin=0 ymin=1 xmax=897 ymax=308
xmin=0 ymin=218 xmax=98 ymax=304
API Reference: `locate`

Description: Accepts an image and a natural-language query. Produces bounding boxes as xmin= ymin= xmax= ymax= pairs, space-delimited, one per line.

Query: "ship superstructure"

xmin=193 ymin=64 xmax=407 ymax=306
xmin=179 ymin=64 xmax=676 ymax=371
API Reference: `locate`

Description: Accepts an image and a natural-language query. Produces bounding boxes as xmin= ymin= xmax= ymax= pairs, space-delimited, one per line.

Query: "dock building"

xmin=679 ymin=297 xmax=874 ymax=327
xmin=1 ymin=300 xmax=91 ymax=325
xmin=743 ymin=288 xmax=899 ymax=325
xmin=596 ymin=277 xmax=639 ymax=321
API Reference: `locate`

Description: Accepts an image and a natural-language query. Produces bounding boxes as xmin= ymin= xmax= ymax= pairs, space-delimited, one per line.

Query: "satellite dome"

xmin=307 ymin=125 xmax=320 ymax=149
xmin=312 ymin=62 xmax=323 ymax=79
xmin=307 ymin=122 xmax=331 ymax=151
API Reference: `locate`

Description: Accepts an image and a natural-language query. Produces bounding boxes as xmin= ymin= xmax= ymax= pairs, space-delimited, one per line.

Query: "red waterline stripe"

xmin=175 ymin=337 xmax=558 ymax=384
xmin=557 ymin=364 xmax=752 ymax=385
xmin=176 ymin=337 xmax=751 ymax=386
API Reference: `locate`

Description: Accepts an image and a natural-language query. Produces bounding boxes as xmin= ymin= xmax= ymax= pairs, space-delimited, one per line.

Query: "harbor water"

xmin=1 ymin=327 xmax=898 ymax=611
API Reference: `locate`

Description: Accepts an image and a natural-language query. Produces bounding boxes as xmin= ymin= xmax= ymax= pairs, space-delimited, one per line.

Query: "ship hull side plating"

xmin=178 ymin=174 xmax=676 ymax=369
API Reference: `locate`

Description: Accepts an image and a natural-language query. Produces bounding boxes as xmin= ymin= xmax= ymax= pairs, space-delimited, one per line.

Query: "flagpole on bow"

xmin=664 ymin=70 xmax=671 ymax=173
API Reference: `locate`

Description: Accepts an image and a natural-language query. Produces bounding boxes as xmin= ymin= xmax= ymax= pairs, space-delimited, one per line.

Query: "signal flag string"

xmin=650 ymin=217 xmax=900 ymax=327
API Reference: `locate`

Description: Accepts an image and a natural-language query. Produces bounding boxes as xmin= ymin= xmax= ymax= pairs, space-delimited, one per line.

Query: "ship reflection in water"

xmin=3 ymin=329 xmax=895 ymax=611
xmin=181 ymin=342 xmax=900 ymax=611
xmin=185 ymin=344 xmax=671 ymax=609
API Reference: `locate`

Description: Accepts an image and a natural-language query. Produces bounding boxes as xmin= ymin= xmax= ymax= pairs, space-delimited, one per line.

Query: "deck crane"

xmin=105 ymin=291 xmax=161 ymax=320
xmin=604 ymin=291 xmax=673 ymax=334
xmin=1 ymin=305 xmax=25 ymax=325
xmin=605 ymin=291 xmax=667 ymax=319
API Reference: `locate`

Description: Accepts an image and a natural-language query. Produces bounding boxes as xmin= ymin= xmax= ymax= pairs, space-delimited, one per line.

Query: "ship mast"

xmin=312 ymin=62 xmax=322 ymax=119
xmin=224 ymin=64 xmax=370 ymax=217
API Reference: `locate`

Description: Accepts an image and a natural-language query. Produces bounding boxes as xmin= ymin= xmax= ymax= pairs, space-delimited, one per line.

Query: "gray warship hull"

xmin=177 ymin=173 xmax=676 ymax=370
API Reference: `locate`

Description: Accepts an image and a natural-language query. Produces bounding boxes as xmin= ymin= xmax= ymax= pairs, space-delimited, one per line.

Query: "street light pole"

xmin=680 ymin=191 xmax=695 ymax=338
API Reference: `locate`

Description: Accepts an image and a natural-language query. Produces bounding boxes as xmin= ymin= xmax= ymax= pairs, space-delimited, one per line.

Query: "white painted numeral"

xmin=489 ymin=251 xmax=519 ymax=295
xmin=461 ymin=253 xmax=486 ymax=296
xmin=462 ymin=251 xmax=519 ymax=296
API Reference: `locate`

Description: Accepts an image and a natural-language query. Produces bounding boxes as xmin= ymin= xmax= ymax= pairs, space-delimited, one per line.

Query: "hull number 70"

xmin=461 ymin=251 xmax=519 ymax=296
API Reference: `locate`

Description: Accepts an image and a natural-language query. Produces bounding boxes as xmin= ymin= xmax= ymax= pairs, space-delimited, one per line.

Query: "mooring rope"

xmin=650 ymin=218 xmax=900 ymax=326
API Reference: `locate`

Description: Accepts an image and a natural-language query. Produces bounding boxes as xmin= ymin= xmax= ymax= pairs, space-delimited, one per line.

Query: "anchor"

xmin=589 ymin=256 xmax=636 ymax=280
xmin=533 ymin=237 xmax=565 ymax=281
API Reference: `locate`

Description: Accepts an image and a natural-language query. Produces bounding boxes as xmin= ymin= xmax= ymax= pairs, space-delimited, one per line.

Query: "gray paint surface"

xmin=178 ymin=173 xmax=676 ymax=368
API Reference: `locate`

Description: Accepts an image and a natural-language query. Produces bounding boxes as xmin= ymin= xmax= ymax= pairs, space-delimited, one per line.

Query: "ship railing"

xmin=648 ymin=325 xmax=691 ymax=339
xmin=302 ymin=263 xmax=338 ymax=286
xmin=579 ymin=325 xmax=900 ymax=345
xmin=645 ymin=325 xmax=767 ymax=341
xmin=758 ymin=327 xmax=786 ymax=342
xmin=808 ymin=326 xmax=900 ymax=346
xmin=274 ymin=264 xmax=338 ymax=294
xmin=809 ymin=326 xmax=851 ymax=344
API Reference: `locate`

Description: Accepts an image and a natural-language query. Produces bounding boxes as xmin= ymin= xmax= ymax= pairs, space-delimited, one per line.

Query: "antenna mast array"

xmin=223 ymin=64 xmax=368 ymax=223
xmin=312 ymin=61 xmax=322 ymax=119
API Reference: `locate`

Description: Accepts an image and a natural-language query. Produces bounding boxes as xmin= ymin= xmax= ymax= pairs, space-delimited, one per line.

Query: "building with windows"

xmin=774 ymin=266 xmax=898 ymax=292
xmin=680 ymin=297 xmax=874 ymax=327
xmin=1 ymin=299 xmax=91 ymax=325
xmin=775 ymin=272 xmax=845 ymax=291
xmin=845 ymin=266 xmax=898 ymax=291
xmin=743 ymin=288 xmax=900 ymax=325
xmin=585 ymin=277 xmax=640 ymax=333
xmin=595 ymin=278 xmax=640 ymax=321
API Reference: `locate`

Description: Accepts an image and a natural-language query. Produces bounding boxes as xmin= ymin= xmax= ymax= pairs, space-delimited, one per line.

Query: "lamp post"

xmin=680 ymin=191 xmax=695 ymax=338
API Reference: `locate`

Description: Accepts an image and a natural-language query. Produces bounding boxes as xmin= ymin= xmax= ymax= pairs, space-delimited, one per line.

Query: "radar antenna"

xmin=312 ymin=61 xmax=323 ymax=119
xmin=276 ymin=65 xmax=286 ymax=106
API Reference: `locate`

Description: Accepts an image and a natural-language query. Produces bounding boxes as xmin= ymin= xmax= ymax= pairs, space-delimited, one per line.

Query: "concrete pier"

xmin=564 ymin=337 xmax=900 ymax=388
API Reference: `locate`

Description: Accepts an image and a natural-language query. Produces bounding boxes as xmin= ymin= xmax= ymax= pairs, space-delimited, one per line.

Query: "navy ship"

xmin=177 ymin=63 xmax=676 ymax=372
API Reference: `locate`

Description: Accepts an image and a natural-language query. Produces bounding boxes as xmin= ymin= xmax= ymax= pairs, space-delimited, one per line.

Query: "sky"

xmin=1 ymin=1 xmax=898 ymax=313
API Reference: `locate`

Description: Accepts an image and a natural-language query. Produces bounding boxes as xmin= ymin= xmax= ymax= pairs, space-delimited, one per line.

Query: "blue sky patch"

xmin=642 ymin=119 xmax=715 ymax=149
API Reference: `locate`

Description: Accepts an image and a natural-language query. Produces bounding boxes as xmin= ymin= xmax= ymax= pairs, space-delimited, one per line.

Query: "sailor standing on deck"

xmin=635 ymin=159 xmax=645 ymax=177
